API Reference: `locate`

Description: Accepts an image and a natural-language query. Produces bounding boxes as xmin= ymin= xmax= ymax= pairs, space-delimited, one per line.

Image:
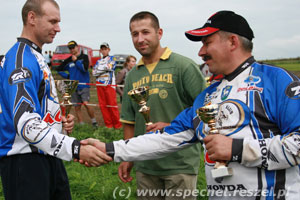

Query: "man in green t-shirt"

xmin=118 ymin=11 xmax=206 ymax=200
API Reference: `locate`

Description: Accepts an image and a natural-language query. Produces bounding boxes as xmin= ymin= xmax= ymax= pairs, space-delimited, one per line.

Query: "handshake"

xmin=76 ymin=138 xmax=112 ymax=167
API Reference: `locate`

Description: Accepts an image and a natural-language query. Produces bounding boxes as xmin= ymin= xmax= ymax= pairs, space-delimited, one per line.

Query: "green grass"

xmin=259 ymin=57 xmax=300 ymax=71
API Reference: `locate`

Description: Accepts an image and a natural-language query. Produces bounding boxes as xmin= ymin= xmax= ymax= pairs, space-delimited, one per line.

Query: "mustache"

xmin=202 ymin=55 xmax=212 ymax=61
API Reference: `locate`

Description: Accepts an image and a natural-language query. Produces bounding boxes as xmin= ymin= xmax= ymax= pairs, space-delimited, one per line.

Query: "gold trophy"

xmin=128 ymin=86 xmax=153 ymax=125
xmin=55 ymin=79 xmax=78 ymax=117
xmin=197 ymin=103 xmax=233 ymax=183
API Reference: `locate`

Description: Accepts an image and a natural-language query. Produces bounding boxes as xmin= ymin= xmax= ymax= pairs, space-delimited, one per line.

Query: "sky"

xmin=1 ymin=0 xmax=300 ymax=64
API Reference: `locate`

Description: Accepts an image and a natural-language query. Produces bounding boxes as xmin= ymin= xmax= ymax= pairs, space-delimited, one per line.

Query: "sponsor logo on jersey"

xmin=43 ymin=110 xmax=62 ymax=125
xmin=285 ymin=81 xmax=300 ymax=99
xmin=238 ymin=75 xmax=263 ymax=93
xmin=221 ymin=85 xmax=232 ymax=100
xmin=9 ymin=67 xmax=32 ymax=85
xmin=53 ymin=136 xmax=65 ymax=156
xmin=258 ymin=139 xmax=268 ymax=169
xmin=22 ymin=117 xmax=49 ymax=144
xmin=244 ymin=75 xmax=261 ymax=84
xmin=0 ymin=103 xmax=2 ymax=114
xmin=204 ymin=91 xmax=218 ymax=105
xmin=51 ymin=135 xmax=58 ymax=148
xmin=237 ymin=85 xmax=263 ymax=93
xmin=207 ymin=184 xmax=247 ymax=191
xmin=69 ymin=63 xmax=75 ymax=68
xmin=211 ymin=100 xmax=250 ymax=136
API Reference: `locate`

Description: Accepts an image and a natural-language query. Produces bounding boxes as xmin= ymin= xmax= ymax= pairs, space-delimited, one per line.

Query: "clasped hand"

xmin=76 ymin=138 xmax=111 ymax=167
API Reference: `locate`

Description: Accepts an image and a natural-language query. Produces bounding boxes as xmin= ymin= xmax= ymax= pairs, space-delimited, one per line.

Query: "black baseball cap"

xmin=185 ymin=11 xmax=254 ymax=41
xmin=67 ymin=40 xmax=77 ymax=49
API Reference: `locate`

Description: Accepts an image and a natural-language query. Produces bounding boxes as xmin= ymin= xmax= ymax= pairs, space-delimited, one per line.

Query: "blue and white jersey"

xmin=92 ymin=56 xmax=116 ymax=86
xmin=111 ymin=57 xmax=300 ymax=199
xmin=0 ymin=38 xmax=78 ymax=161
xmin=56 ymin=53 xmax=90 ymax=90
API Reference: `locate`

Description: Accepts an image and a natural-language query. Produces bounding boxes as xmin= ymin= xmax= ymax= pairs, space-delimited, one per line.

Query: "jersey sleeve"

xmin=112 ymin=107 xmax=199 ymax=162
xmin=237 ymin=70 xmax=300 ymax=170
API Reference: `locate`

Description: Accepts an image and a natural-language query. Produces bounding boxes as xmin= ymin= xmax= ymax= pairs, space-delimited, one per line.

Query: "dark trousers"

xmin=0 ymin=153 xmax=71 ymax=200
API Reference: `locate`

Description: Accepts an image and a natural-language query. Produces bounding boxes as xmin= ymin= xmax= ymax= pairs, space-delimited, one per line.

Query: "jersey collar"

xmin=136 ymin=47 xmax=172 ymax=68
xmin=224 ymin=56 xmax=256 ymax=81
xmin=17 ymin=37 xmax=42 ymax=54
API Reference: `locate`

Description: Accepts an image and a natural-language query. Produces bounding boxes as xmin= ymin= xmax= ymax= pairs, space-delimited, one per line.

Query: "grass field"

xmin=260 ymin=57 xmax=300 ymax=71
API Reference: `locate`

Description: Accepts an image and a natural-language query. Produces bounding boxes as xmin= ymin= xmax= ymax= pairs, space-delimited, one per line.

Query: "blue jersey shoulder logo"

xmin=285 ymin=81 xmax=300 ymax=99
xmin=9 ymin=67 xmax=32 ymax=85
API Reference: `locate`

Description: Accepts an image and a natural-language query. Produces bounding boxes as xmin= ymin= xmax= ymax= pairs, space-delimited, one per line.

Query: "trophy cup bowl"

xmin=55 ymin=80 xmax=79 ymax=117
xmin=197 ymin=103 xmax=233 ymax=183
xmin=128 ymin=86 xmax=153 ymax=125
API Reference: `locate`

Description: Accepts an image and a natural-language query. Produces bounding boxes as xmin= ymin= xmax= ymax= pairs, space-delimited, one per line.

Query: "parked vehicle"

xmin=51 ymin=44 xmax=101 ymax=68
xmin=113 ymin=54 xmax=129 ymax=68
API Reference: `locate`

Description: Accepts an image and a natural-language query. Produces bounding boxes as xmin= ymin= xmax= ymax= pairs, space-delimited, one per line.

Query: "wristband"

xmin=106 ymin=142 xmax=115 ymax=158
xmin=72 ymin=140 xmax=81 ymax=160
xmin=231 ymin=139 xmax=243 ymax=162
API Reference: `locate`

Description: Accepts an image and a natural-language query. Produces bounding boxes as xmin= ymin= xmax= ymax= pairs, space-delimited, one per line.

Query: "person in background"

xmin=0 ymin=1 xmax=111 ymax=199
xmin=116 ymin=55 xmax=136 ymax=102
xmin=56 ymin=40 xmax=98 ymax=127
xmin=117 ymin=11 xmax=206 ymax=200
xmin=93 ymin=42 xmax=122 ymax=129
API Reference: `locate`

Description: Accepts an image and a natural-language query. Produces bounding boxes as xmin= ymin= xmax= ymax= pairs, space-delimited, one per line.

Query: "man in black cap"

xmin=82 ymin=10 xmax=300 ymax=199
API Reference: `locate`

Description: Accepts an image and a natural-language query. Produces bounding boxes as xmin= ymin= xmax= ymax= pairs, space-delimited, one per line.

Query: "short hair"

xmin=219 ymin=31 xmax=253 ymax=52
xmin=124 ymin=55 xmax=137 ymax=68
xmin=129 ymin=11 xmax=160 ymax=31
xmin=22 ymin=0 xmax=59 ymax=25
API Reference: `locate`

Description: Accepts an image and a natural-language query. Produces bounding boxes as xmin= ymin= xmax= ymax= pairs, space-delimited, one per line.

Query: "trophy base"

xmin=211 ymin=167 xmax=233 ymax=183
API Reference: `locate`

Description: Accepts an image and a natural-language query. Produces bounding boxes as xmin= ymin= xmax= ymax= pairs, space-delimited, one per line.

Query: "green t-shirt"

xmin=120 ymin=48 xmax=206 ymax=175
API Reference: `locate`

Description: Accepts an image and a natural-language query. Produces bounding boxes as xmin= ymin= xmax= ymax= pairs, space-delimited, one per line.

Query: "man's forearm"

xmin=107 ymin=129 xmax=196 ymax=162
xmin=123 ymin=123 xmax=134 ymax=140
